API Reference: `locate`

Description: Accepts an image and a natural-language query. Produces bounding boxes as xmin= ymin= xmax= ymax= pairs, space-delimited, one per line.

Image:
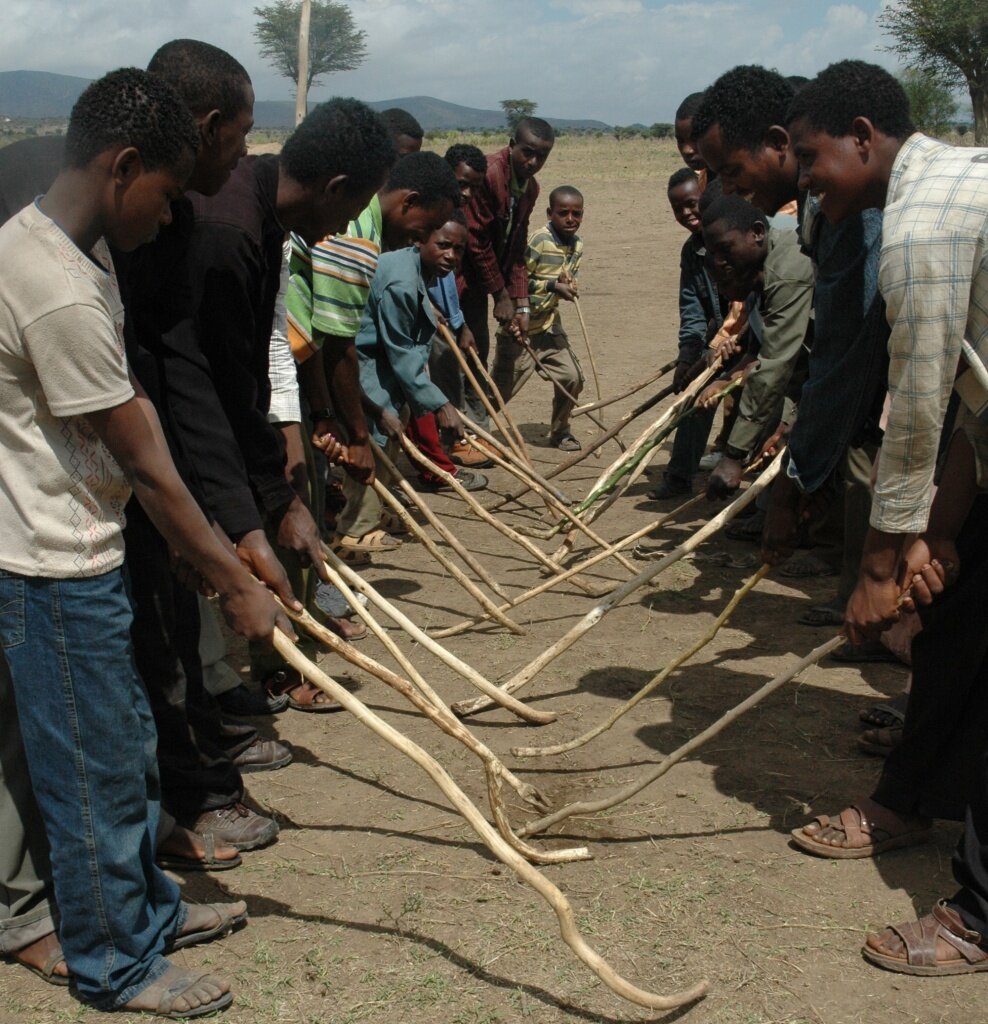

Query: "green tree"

xmin=879 ymin=0 xmax=988 ymax=143
xmin=254 ymin=0 xmax=367 ymax=92
xmin=499 ymin=99 xmax=537 ymax=131
xmin=649 ymin=122 xmax=674 ymax=139
xmin=899 ymin=67 xmax=958 ymax=135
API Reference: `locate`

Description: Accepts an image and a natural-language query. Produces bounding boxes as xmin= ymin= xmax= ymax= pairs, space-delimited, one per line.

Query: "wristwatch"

xmin=515 ymin=306 xmax=531 ymax=315
xmin=307 ymin=407 xmax=333 ymax=426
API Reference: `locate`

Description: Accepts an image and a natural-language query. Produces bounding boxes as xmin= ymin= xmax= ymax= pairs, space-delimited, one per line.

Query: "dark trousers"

xmin=459 ymin=287 xmax=493 ymax=430
xmin=125 ymin=505 xmax=248 ymax=819
xmin=665 ymin=404 xmax=717 ymax=487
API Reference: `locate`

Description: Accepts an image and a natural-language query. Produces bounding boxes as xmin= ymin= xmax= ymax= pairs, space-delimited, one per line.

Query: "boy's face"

xmin=675 ymin=117 xmax=706 ymax=172
xmin=418 ymin=220 xmax=467 ymax=278
xmin=509 ymin=126 xmax=553 ymax=182
xmin=385 ymin=194 xmax=456 ymax=249
xmin=191 ymin=82 xmax=255 ymax=197
xmin=667 ymin=181 xmax=701 ymax=234
xmin=108 ymin=148 xmax=193 ymax=251
xmin=548 ymin=194 xmax=583 ymax=241
xmin=696 ymin=123 xmax=797 ymax=216
xmin=702 ymin=217 xmax=767 ymax=301
xmin=789 ymin=116 xmax=871 ymax=224
xmin=454 ymin=161 xmax=485 ymax=202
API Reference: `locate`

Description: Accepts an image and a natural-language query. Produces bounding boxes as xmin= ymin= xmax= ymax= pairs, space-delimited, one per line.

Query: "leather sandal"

xmin=863 ymin=901 xmax=988 ymax=976
xmin=8 ymin=932 xmax=68 ymax=986
xmin=122 ymin=966 xmax=232 ymax=1019
xmin=790 ymin=796 xmax=932 ymax=859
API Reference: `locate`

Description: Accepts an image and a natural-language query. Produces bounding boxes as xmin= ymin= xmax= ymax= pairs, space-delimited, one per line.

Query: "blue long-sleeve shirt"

xmin=427 ymin=271 xmax=464 ymax=331
xmin=677 ymin=232 xmax=724 ymax=364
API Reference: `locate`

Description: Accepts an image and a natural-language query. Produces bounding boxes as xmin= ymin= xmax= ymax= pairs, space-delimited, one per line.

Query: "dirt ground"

xmin=2 ymin=136 xmax=977 ymax=1024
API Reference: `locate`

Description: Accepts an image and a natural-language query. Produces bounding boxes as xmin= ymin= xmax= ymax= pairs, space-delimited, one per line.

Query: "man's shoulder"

xmin=375 ymin=246 xmax=419 ymax=283
xmin=189 ymin=155 xmax=277 ymax=243
xmin=890 ymin=134 xmax=988 ymax=226
xmin=766 ymin=227 xmax=813 ymax=281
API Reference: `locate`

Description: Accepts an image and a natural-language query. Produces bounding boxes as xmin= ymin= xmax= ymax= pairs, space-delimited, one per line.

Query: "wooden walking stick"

xmin=519 ymin=635 xmax=846 ymax=838
xmin=369 ymin=472 xmax=524 ymax=635
xmin=452 ymin=453 xmax=782 ymax=718
xmin=438 ymin=494 xmax=706 ymax=644
xmin=467 ymin=346 xmax=533 ymax=467
xmin=572 ymin=357 xmax=677 ymax=417
xmin=512 ymin=565 xmax=771 ymax=758
xmin=319 ymin=545 xmax=556 ymax=726
xmin=272 ymin=630 xmax=708 ymax=1010
xmin=572 ymin=296 xmax=603 ymax=403
xmin=397 ymin=433 xmax=604 ymax=597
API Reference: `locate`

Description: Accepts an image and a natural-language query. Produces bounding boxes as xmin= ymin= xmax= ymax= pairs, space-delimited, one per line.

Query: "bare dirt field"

xmin=2 ymin=136 xmax=975 ymax=1024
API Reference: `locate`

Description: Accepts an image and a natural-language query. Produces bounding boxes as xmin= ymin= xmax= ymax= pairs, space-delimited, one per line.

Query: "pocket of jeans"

xmin=0 ymin=575 xmax=26 ymax=648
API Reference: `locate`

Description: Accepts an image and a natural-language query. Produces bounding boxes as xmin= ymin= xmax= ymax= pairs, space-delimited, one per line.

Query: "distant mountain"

xmin=0 ymin=71 xmax=611 ymax=131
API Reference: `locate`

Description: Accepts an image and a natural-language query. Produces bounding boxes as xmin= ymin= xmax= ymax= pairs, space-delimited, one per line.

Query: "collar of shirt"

xmin=545 ymin=221 xmax=580 ymax=250
xmin=886 ymin=132 xmax=939 ymax=206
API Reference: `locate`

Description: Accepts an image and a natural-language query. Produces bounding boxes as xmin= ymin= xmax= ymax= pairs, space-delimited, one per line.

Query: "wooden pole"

xmin=272 ymin=630 xmax=708 ymax=1010
xmin=294 ymin=0 xmax=311 ymax=125
xmin=572 ymin=297 xmax=603 ymax=403
xmin=572 ymin=358 xmax=676 ymax=418
xmin=467 ymin=346 xmax=532 ymax=468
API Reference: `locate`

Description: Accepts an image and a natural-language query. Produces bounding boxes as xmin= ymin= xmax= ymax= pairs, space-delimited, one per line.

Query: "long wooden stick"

xmin=397 ymin=433 xmax=602 ymax=598
xmin=453 ymin=454 xmax=781 ymax=717
xmin=439 ymin=494 xmax=705 ymax=643
xmin=572 ymin=297 xmax=603 ymax=403
xmin=282 ymin=606 xmax=573 ymax=857
xmin=467 ymin=345 xmax=532 ymax=468
xmin=519 ymin=635 xmax=846 ymax=837
xmin=319 ymin=545 xmax=556 ymax=725
xmin=572 ymin=358 xmax=677 ymax=417
xmin=272 ymin=631 xmax=708 ymax=1009
xmin=512 ymin=565 xmax=771 ymax=758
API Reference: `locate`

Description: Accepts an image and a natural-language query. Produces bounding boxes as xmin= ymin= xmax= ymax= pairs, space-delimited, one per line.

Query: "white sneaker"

xmin=698 ymin=451 xmax=724 ymax=471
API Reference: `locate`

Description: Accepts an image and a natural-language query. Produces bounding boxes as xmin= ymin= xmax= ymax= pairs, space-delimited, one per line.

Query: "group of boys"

xmin=658 ymin=61 xmax=988 ymax=977
xmin=0 ymin=33 xmax=596 ymax=1017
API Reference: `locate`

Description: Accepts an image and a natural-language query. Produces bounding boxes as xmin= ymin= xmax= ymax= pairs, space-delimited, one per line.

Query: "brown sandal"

xmin=790 ymin=797 xmax=932 ymax=859
xmin=264 ymin=669 xmax=342 ymax=713
xmin=863 ymin=901 xmax=988 ymax=976
xmin=857 ymin=726 xmax=904 ymax=757
xmin=8 ymin=932 xmax=68 ymax=986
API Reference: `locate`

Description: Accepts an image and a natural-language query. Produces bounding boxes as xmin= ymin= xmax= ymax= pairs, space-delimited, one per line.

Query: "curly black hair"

xmin=667 ymin=167 xmax=698 ymax=191
xmin=786 ymin=61 xmax=915 ymax=140
xmin=692 ymin=65 xmax=794 ymax=151
xmin=147 ymin=39 xmax=251 ymax=120
xmin=383 ymin=150 xmax=460 ymax=208
xmin=447 ymin=207 xmax=467 ymax=227
xmin=281 ymin=98 xmax=396 ymax=191
xmin=380 ymin=107 xmax=424 ymax=141
xmin=444 ymin=143 xmax=486 ymax=175
xmin=64 ymin=67 xmax=199 ymax=171
xmin=698 ymin=176 xmax=723 ymax=213
xmin=548 ymin=185 xmax=583 ymax=207
xmin=701 ymin=192 xmax=766 ymax=232
xmin=675 ymin=91 xmax=706 ymax=122
xmin=515 ymin=116 xmax=555 ymax=143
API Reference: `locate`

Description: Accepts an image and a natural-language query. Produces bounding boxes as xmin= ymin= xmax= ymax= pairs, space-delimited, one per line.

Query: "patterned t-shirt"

xmin=0 ymin=202 xmax=134 ymax=577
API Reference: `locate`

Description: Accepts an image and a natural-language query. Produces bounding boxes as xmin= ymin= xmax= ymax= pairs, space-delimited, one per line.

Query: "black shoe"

xmin=647 ymin=477 xmax=690 ymax=500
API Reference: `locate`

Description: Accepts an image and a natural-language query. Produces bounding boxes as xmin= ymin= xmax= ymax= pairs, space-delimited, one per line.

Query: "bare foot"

xmin=123 ymin=963 xmax=232 ymax=1018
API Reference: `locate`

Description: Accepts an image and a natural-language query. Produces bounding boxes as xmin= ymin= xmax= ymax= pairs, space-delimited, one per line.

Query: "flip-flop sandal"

xmin=779 ymin=552 xmax=838 ymax=578
xmin=859 ymin=694 xmax=908 ymax=728
xmin=797 ymin=603 xmax=845 ymax=627
xmin=157 ymin=833 xmax=243 ymax=873
xmin=379 ymin=510 xmax=409 ymax=535
xmin=123 ymin=968 xmax=233 ymax=1019
xmin=170 ymin=901 xmax=248 ymax=952
xmin=725 ymin=511 xmax=765 ymax=541
xmin=790 ymin=800 xmax=932 ymax=860
xmin=857 ymin=726 xmax=904 ymax=757
xmin=830 ymin=641 xmax=903 ymax=665
xmin=863 ymin=901 xmax=988 ymax=976
xmin=8 ymin=933 xmax=68 ymax=986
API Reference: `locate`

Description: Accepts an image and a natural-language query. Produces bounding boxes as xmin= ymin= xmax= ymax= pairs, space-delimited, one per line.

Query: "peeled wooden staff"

xmin=572 ymin=296 xmax=603 ymax=404
xmin=519 ymin=635 xmax=845 ymax=838
xmin=573 ymin=357 xmax=677 ymax=418
xmin=397 ymin=433 xmax=602 ymax=598
xmin=453 ymin=453 xmax=782 ymax=718
xmin=512 ymin=565 xmax=771 ymax=758
xmin=319 ymin=544 xmax=556 ymax=726
xmin=272 ymin=630 xmax=708 ymax=1010
xmin=281 ymin=605 xmax=579 ymax=862
xmin=438 ymin=494 xmax=705 ymax=643
xmin=467 ymin=346 xmax=533 ymax=468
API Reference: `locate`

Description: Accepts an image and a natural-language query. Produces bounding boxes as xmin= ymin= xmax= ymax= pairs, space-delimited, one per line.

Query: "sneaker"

xmin=449 ymin=437 xmax=494 ymax=468
xmin=191 ymin=802 xmax=279 ymax=851
xmin=550 ymin=431 xmax=581 ymax=452
xmin=314 ymin=581 xmax=368 ymax=620
xmin=216 ymin=684 xmax=289 ymax=717
xmin=232 ymin=737 xmax=293 ymax=774
xmin=698 ymin=451 xmax=724 ymax=471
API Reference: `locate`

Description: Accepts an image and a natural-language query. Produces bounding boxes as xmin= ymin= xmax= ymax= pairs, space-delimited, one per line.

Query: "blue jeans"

xmin=0 ymin=567 xmax=184 ymax=1009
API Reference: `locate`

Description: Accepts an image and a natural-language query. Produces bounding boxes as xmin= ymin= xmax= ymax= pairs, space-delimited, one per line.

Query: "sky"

xmin=2 ymin=0 xmax=903 ymax=124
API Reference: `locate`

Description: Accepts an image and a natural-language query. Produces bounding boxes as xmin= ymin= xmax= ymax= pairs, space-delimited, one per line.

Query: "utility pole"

xmin=295 ymin=0 xmax=312 ymax=125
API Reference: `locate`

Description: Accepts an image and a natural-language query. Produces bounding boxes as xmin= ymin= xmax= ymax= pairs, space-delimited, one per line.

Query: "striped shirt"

xmin=285 ymin=195 xmax=383 ymax=361
xmin=872 ymin=133 xmax=988 ymax=533
xmin=526 ymin=224 xmax=583 ymax=334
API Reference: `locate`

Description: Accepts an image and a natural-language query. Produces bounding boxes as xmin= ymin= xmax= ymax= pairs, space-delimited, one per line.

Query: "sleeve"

xmin=871 ymin=231 xmax=975 ymax=533
xmin=464 ymin=184 xmax=506 ymax=296
xmin=526 ymin=237 xmax=555 ymax=298
xmin=377 ymin=284 xmax=448 ymax=416
xmin=677 ymin=248 xmax=709 ymax=365
xmin=508 ymin=183 xmax=538 ymax=300
xmin=187 ymin=224 xmax=296 ymax=519
xmin=727 ymin=268 xmax=814 ymax=456
xmin=24 ymin=303 xmax=134 ymax=417
xmin=309 ymin=232 xmax=379 ymax=339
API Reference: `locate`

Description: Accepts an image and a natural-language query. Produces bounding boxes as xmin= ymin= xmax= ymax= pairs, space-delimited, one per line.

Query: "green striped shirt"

xmin=526 ymin=224 xmax=583 ymax=334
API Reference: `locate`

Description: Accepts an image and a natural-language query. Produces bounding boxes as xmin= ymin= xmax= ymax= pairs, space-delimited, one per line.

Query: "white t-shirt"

xmin=0 ymin=202 xmax=134 ymax=578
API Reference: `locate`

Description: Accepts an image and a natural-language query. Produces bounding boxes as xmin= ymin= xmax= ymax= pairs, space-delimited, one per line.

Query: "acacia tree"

xmin=254 ymin=0 xmax=367 ymax=92
xmin=899 ymin=68 xmax=958 ymax=135
xmin=500 ymin=99 xmax=537 ymax=131
xmin=879 ymin=0 xmax=988 ymax=142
